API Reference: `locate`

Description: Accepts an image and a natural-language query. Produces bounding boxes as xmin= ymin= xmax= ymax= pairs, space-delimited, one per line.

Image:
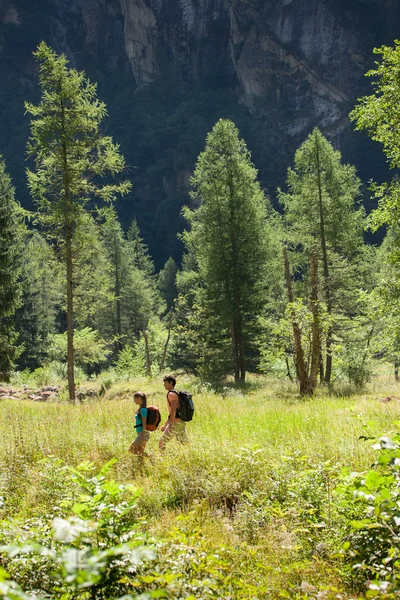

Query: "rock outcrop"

xmin=0 ymin=0 xmax=399 ymax=263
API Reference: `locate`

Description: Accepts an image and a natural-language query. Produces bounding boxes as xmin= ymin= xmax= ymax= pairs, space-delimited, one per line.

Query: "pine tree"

xmin=0 ymin=158 xmax=22 ymax=381
xmin=279 ymin=128 xmax=365 ymax=383
xmin=184 ymin=119 xmax=270 ymax=382
xmin=26 ymin=43 xmax=131 ymax=401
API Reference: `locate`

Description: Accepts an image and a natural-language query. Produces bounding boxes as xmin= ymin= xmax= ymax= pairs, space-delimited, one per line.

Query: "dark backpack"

xmin=135 ymin=406 xmax=161 ymax=431
xmin=176 ymin=390 xmax=195 ymax=422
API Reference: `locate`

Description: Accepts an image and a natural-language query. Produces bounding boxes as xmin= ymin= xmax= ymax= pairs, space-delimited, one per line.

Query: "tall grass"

xmin=1 ymin=371 xmax=400 ymax=597
xmin=1 ymin=374 xmax=399 ymax=512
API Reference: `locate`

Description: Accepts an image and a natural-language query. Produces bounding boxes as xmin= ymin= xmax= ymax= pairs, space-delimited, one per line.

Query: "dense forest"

xmin=1 ymin=39 xmax=400 ymax=396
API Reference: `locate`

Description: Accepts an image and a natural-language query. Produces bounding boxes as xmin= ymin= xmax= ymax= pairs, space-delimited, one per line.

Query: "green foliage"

xmin=157 ymin=258 xmax=177 ymax=311
xmin=351 ymin=40 xmax=400 ymax=232
xmin=259 ymin=299 xmax=330 ymax=380
xmin=127 ymin=219 xmax=155 ymax=279
xmin=25 ymin=42 xmax=131 ymax=399
xmin=279 ymin=128 xmax=373 ymax=385
xmin=72 ymin=213 xmax=114 ymax=336
xmin=0 ymin=158 xmax=23 ymax=382
xmin=182 ymin=119 xmax=274 ymax=381
xmin=341 ymin=432 xmax=400 ymax=597
xmin=26 ymin=42 xmax=131 ymax=225
xmin=49 ymin=328 xmax=110 ymax=375
xmin=0 ymin=459 xmax=156 ymax=599
xmin=114 ymin=344 xmax=146 ymax=378
xmin=280 ymin=128 xmax=364 ymax=255
xmin=15 ymin=231 xmax=63 ymax=371
xmin=100 ymin=208 xmax=164 ymax=355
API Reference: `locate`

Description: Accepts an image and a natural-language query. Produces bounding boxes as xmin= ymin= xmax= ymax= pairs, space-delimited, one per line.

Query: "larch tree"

xmin=184 ymin=119 xmax=270 ymax=383
xmin=279 ymin=128 xmax=365 ymax=384
xmin=26 ymin=42 xmax=131 ymax=402
xmin=0 ymin=158 xmax=22 ymax=381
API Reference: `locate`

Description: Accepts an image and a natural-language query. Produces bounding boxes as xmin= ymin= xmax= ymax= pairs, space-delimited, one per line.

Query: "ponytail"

xmin=134 ymin=391 xmax=147 ymax=409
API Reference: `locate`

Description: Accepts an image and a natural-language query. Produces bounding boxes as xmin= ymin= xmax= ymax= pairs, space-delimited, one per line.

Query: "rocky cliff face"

xmin=0 ymin=0 xmax=398 ymax=263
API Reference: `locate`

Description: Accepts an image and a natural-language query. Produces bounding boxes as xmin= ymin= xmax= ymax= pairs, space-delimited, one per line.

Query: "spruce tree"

xmin=26 ymin=43 xmax=131 ymax=401
xmin=0 ymin=158 xmax=22 ymax=381
xmin=185 ymin=119 xmax=270 ymax=382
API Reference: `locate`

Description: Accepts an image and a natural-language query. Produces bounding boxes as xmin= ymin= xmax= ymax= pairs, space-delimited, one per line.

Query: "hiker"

xmin=159 ymin=375 xmax=189 ymax=450
xmin=129 ymin=391 xmax=151 ymax=457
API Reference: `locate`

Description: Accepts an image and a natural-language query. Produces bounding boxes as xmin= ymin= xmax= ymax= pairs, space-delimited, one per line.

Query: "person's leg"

xmin=159 ymin=422 xmax=173 ymax=451
xmin=175 ymin=422 xmax=189 ymax=444
xmin=141 ymin=431 xmax=151 ymax=457
xmin=129 ymin=431 xmax=150 ymax=456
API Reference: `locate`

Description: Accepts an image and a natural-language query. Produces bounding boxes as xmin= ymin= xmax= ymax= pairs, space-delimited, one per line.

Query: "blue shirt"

xmin=135 ymin=407 xmax=148 ymax=432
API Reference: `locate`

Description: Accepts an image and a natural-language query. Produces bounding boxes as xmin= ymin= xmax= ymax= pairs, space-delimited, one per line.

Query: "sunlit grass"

xmin=1 ymin=369 xmax=400 ymax=598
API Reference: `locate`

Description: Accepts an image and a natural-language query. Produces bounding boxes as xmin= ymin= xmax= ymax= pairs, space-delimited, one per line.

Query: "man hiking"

xmin=159 ymin=375 xmax=189 ymax=451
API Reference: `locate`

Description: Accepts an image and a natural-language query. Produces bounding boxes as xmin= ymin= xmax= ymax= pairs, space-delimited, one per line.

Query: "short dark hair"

xmin=163 ymin=375 xmax=176 ymax=387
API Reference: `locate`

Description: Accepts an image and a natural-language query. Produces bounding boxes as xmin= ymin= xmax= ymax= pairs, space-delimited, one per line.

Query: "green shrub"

xmin=341 ymin=431 xmax=400 ymax=597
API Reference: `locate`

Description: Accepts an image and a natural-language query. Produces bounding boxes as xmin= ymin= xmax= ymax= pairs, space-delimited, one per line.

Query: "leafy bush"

xmin=341 ymin=431 xmax=400 ymax=597
xmin=0 ymin=459 xmax=157 ymax=599
xmin=0 ymin=458 xmax=264 ymax=599
xmin=114 ymin=344 xmax=145 ymax=379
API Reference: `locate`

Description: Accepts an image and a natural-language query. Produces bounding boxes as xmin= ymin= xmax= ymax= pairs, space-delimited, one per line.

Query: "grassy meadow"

xmin=1 ymin=368 xmax=400 ymax=598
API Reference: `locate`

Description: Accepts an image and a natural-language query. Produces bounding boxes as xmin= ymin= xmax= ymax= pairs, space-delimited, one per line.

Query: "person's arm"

xmin=167 ymin=391 xmax=180 ymax=423
xmin=161 ymin=391 xmax=179 ymax=430
xmin=139 ymin=408 xmax=147 ymax=440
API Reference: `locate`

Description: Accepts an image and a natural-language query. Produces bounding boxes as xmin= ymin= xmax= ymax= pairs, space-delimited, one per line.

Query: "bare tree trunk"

xmin=159 ymin=309 xmax=173 ymax=372
xmin=309 ymin=248 xmax=320 ymax=393
xmin=65 ymin=221 xmax=75 ymax=403
xmin=319 ymin=352 xmax=324 ymax=382
xmin=231 ymin=321 xmax=240 ymax=383
xmin=315 ymin=135 xmax=333 ymax=384
xmin=395 ymin=362 xmax=399 ymax=382
xmin=238 ymin=324 xmax=246 ymax=382
xmin=61 ymin=94 xmax=75 ymax=403
xmin=285 ymin=355 xmax=294 ymax=382
xmin=143 ymin=329 xmax=151 ymax=377
xmin=114 ymin=231 xmax=122 ymax=355
xmin=283 ymin=247 xmax=308 ymax=394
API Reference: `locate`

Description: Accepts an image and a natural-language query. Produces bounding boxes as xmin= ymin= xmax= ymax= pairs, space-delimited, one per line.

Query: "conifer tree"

xmin=15 ymin=231 xmax=62 ymax=370
xmin=26 ymin=43 xmax=131 ymax=401
xmin=158 ymin=257 xmax=178 ymax=310
xmin=184 ymin=119 xmax=270 ymax=382
xmin=73 ymin=212 xmax=113 ymax=338
xmin=101 ymin=208 xmax=163 ymax=354
xmin=0 ymin=158 xmax=22 ymax=381
xmin=127 ymin=219 xmax=155 ymax=277
xmin=279 ymin=128 xmax=365 ymax=383
xmin=100 ymin=207 xmax=131 ymax=353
